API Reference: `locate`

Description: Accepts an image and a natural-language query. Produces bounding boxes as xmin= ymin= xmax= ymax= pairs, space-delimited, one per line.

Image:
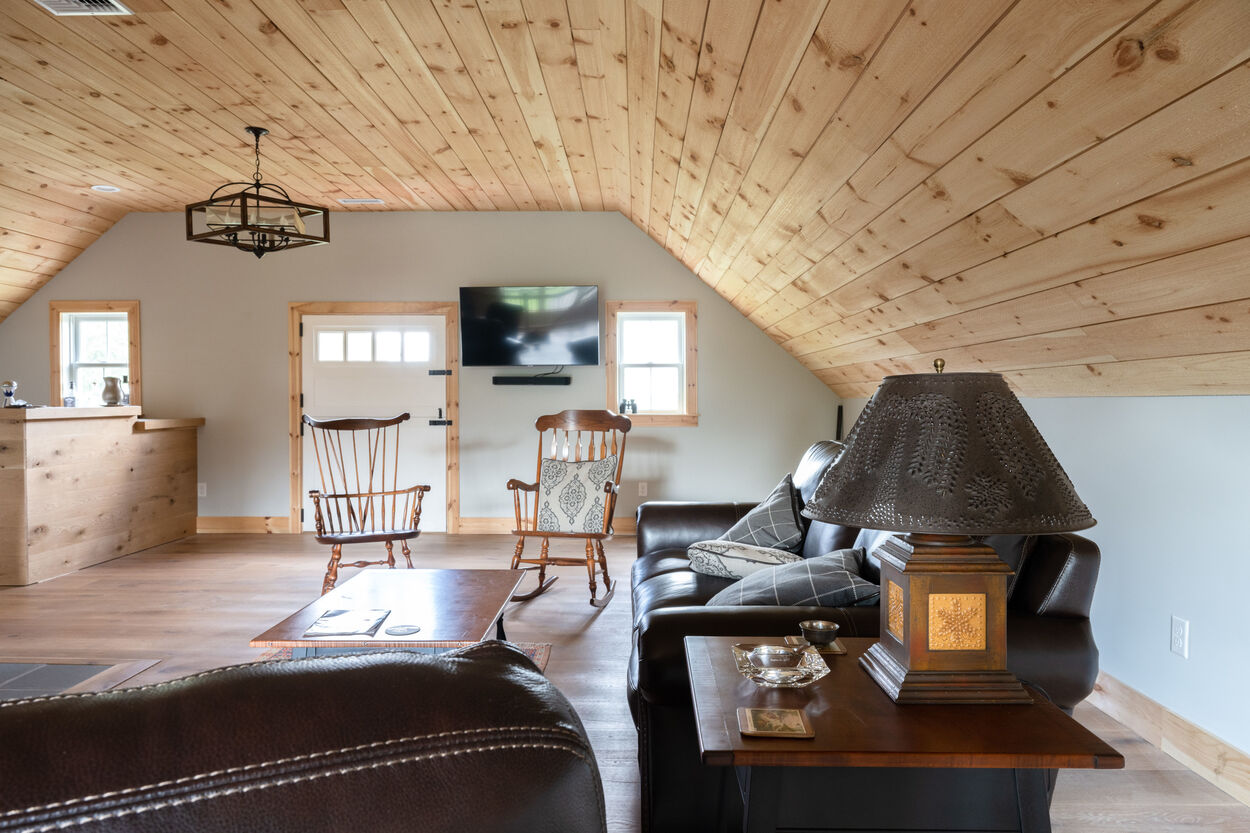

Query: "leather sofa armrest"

xmin=1011 ymin=533 xmax=1100 ymax=619
xmin=635 ymin=501 xmax=756 ymax=558
xmin=634 ymin=605 xmax=864 ymax=706
xmin=0 ymin=645 xmax=607 ymax=833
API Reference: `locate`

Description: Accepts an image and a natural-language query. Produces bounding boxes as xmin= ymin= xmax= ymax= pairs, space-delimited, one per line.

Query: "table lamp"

xmin=802 ymin=361 xmax=1094 ymax=704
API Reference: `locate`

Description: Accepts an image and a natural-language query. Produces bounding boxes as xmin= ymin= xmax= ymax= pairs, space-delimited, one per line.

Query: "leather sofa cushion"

xmin=631 ymin=552 xmax=700 ymax=586
xmin=0 ymin=644 xmax=607 ymax=833
xmin=632 ymin=567 xmax=734 ymax=614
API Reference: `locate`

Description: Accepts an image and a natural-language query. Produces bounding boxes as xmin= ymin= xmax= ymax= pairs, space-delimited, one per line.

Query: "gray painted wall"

xmin=0 ymin=211 xmax=839 ymax=521
xmin=841 ymin=392 xmax=1250 ymax=754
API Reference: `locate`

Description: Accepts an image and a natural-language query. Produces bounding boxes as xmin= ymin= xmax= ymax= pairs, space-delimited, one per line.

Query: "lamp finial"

xmin=933 ymin=358 xmax=945 ymax=374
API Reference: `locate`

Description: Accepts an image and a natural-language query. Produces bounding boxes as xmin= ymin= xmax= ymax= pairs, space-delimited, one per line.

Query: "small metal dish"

xmin=731 ymin=642 xmax=830 ymax=688
xmin=799 ymin=619 xmax=840 ymax=647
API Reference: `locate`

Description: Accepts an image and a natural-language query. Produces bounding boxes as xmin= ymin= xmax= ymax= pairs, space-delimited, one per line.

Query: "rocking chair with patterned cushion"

xmin=506 ymin=410 xmax=631 ymax=607
xmin=303 ymin=413 xmax=431 ymax=594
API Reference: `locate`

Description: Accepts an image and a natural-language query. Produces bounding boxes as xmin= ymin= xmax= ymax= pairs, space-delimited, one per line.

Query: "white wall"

xmin=1026 ymin=396 xmax=1250 ymax=755
xmin=842 ymin=391 xmax=1250 ymax=754
xmin=0 ymin=211 xmax=839 ymax=521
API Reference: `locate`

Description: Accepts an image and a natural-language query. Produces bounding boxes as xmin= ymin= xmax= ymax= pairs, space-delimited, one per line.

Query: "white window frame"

xmin=605 ymin=300 xmax=698 ymax=427
xmin=49 ymin=300 xmax=142 ymax=407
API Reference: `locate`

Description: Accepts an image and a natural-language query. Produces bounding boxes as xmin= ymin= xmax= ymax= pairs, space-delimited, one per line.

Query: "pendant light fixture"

xmin=185 ymin=126 xmax=329 ymax=258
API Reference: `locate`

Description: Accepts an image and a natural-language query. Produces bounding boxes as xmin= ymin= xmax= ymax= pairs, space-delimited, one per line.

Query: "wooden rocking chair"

xmin=506 ymin=410 xmax=631 ymax=607
xmin=303 ymin=413 xmax=431 ymax=595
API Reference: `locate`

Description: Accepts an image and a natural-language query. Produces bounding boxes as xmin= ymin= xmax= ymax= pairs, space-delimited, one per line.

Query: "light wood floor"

xmin=1 ymin=533 xmax=1246 ymax=832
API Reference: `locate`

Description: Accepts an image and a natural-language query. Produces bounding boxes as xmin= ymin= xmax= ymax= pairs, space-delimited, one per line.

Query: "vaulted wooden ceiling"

xmin=2 ymin=0 xmax=1248 ymax=396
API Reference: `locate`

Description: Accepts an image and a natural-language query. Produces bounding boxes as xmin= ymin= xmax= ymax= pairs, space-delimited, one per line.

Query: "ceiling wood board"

xmin=0 ymin=0 xmax=1245 ymax=397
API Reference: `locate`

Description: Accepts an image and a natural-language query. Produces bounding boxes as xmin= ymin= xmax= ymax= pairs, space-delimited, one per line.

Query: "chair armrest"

xmin=1011 ymin=533 xmax=1100 ymax=619
xmin=634 ymin=501 xmax=756 ymax=559
xmin=633 ymin=605 xmax=860 ymax=706
xmin=506 ymin=479 xmax=537 ymax=491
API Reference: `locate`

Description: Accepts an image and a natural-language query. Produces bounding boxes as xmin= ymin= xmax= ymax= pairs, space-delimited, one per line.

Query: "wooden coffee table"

xmin=685 ymin=636 xmax=1124 ymax=833
xmin=250 ymin=568 xmax=524 ymax=658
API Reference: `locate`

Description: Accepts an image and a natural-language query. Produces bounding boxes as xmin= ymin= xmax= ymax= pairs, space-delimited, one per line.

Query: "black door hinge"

xmin=429 ymin=419 xmax=453 ymax=427
xmin=301 ymin=509 xmax=304 ymax=522
xmin=300 ymin=422 xmax=305 ymax=436
xmin=299 ymin=322 xmax=303 ymax=337
xmin=299 ymin=393 xmax=304 ymax=407
xmin=428 ymin=369 xmax=452 ymax=376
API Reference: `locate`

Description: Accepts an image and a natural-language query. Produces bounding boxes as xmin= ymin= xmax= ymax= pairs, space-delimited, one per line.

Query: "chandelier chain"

xmin=252 ymin=131 xmax=263 ymax=185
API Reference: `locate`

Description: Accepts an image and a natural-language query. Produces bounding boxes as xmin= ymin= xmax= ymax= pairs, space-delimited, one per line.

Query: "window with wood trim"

xmin=605 ymin=301 xmax=697 ymax=427
xmin=50 ymin=301 xmax=141 ymax=407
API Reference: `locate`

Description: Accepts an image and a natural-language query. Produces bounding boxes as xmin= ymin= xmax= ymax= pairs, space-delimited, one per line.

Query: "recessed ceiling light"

xmin=91 ymin=185 xmax=121 ymax=193
xmin=338 ymin=198 xmax=385 ymax=205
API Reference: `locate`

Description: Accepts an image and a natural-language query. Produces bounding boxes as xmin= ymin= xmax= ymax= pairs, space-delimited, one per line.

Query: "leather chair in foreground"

xmin=0 ymin=642 xmax=606 ymax=833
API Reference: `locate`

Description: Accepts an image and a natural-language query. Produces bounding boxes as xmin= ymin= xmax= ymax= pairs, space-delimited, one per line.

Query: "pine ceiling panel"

xmin=0 ymin=0 xmax=1245 ymax=395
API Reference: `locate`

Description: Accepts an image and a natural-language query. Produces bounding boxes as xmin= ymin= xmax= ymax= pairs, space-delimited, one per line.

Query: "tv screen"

xmin=459 ymin=285 xmax=600 ymax=367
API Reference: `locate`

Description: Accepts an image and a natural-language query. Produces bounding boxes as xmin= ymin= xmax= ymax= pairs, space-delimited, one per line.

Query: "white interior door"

xmin=301 ymin=314 xmax=449 ymax=532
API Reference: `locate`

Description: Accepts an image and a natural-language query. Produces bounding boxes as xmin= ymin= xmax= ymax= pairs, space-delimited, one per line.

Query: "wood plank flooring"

xmin=0 ymin=533 xmax=1246 ymax=832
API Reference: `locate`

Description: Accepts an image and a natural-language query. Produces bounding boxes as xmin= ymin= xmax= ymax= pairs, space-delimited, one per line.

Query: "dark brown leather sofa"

xmin=0 ymin=642 xmax=606 ymax=833
xmin=628 ymin=440 xmax=1101 ymax=833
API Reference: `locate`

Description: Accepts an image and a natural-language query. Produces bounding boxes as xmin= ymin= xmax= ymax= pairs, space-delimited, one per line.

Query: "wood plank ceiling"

xmin=1 ymin=0 xmax=1247 ymax=397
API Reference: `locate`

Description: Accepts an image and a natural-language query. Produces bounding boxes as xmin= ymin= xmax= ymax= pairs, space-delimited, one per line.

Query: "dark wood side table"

xmin=685 ymin=636 xmax=1124 ymax=833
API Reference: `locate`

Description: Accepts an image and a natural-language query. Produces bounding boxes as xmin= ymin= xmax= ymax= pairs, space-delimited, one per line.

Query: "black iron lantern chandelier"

xmin=185 ymin=126 xmax=329 ymax=258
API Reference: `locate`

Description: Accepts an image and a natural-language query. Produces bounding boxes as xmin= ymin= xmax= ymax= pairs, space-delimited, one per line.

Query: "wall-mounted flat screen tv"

xmin=459 ymin=285 xmax=600 ymax=367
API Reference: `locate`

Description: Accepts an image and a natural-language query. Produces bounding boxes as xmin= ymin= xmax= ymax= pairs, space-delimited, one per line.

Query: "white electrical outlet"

xmin=197 ymin=482 xmax=207 ymax=498
xmin=1171 ymin=615 xmax=1189 ymax=659
xmin=638 ymin=481 xmax=648 ymax=497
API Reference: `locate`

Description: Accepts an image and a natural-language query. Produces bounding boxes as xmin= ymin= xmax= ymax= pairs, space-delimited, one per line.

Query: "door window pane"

xmin=375 ymin=331 xmax=402 ymax=362
xmin=404 ymin=331 xmax=431 ymax=363
xmin=346 ymin=331 xmax=372 ymax=362
xmin=317 ymin=331 xmax=344 ymax=362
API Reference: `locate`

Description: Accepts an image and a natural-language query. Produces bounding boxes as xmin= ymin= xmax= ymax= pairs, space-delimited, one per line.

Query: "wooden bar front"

xmin=0 ymin=407 xmax=204 ymax=585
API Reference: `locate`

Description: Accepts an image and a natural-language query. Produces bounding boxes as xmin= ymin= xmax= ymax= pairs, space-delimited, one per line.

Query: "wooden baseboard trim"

xmin=457 ymin=517 xmax=638 ymax=535
xmin=197 ymin=516 xmax=291 ymax=534
xmin=1088 ymin=671 xmax=1250 ymax=806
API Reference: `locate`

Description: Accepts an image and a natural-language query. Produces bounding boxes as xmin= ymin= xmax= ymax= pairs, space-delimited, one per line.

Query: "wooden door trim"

xmin=288 ymin=302 xmax=461 ymax=534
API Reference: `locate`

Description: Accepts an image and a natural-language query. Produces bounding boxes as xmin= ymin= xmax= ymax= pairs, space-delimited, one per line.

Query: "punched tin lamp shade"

xmin=804 ymin=371 xmax=1094 ymax=704
xmin=803 ymin=372 xmax=1093 ymax=535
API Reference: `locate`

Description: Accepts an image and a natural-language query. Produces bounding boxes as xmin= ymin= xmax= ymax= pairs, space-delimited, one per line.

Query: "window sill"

xmin=624 ymin=413 xmax=698 ymax=427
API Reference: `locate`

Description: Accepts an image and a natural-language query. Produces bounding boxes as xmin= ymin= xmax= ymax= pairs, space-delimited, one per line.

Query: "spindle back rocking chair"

xmin=506 ymin=409 xmax=631 ymax=607
xmin=303 ymin=413 xmax=431 ymax=594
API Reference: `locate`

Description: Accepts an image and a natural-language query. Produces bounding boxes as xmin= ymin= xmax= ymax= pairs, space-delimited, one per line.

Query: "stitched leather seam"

xmin=1037 ymin=551 xmax=1076 ymax=615
xmin=8 ymin=742 xmax=594 ymax=832
xmin=2 ymin=726 xmax=586 ymax=819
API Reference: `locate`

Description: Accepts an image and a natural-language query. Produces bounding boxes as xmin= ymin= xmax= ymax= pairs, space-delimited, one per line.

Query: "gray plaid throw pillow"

xmin=706 ymin=548 xmax=878 ymax=607
xmin=720 ymin=474 xmax=803 ymax=552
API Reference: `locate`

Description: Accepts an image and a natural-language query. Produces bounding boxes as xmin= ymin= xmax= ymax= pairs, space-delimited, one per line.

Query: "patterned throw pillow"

xmin=706 ymin=548 xmax=878 ymax=607
xmin=535 ymin=455 xmax=618 ymax=534
xmin=687 ymin=540 xmax=802 ymax=580
xmin=719 ymin=474 xmax=804 ymax=552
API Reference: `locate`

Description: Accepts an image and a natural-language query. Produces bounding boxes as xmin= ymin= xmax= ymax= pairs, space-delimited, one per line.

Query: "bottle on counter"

xmin=121 ymin=375 xmax=130 ymax=406
xmin=63 ymin=380 xmax=76 ymax=407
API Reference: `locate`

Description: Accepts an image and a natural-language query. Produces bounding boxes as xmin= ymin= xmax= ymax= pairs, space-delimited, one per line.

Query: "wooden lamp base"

xmin=865 ymin=533 xmax=1032 ymax=705
xmin=860 ymin=642 xmax=1031 ymax=704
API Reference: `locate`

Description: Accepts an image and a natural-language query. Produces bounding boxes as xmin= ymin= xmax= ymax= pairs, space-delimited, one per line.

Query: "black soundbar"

xmin=492 ymin=375 xmax=571 ymax=386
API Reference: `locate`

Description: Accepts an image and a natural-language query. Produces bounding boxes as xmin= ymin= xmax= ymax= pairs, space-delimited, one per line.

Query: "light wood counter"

xmin=0 ymin=407 xmax=204 ymax=585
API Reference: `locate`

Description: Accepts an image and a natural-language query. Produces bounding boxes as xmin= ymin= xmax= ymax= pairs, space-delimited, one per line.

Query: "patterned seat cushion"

xmin=687 ymin=540 xmax=802 ymax=580
xmin=718 ymin=474 xmax=804 ymax=551
xmin=536 ymin=455 xmax=618 ymax=534
xmin=706 ymin=547 xmax=878 ymax=607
